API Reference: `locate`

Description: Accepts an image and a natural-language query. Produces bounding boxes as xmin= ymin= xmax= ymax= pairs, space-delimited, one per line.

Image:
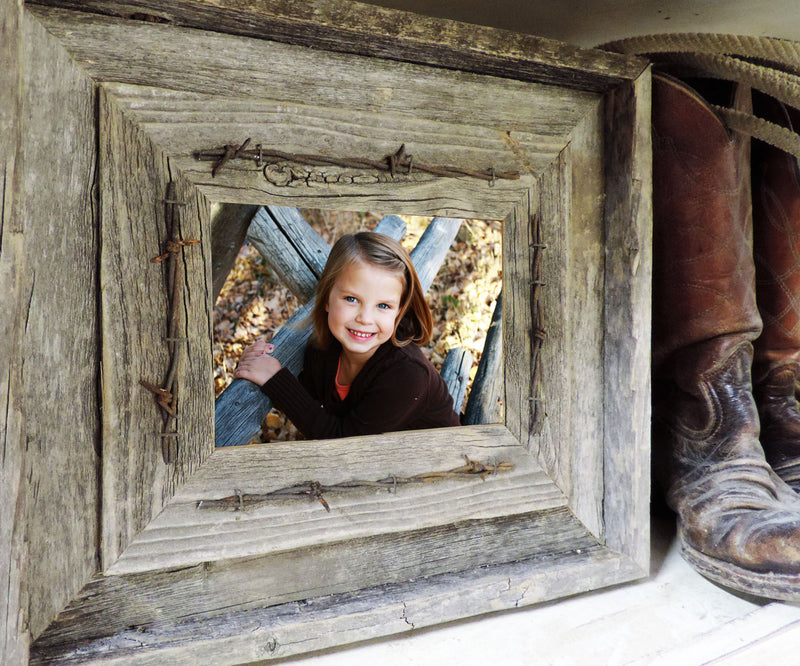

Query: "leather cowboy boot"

xmin=751 ymin=93 xmax=800 ymax=492
xmin=652 ymin=73 xmax=800 ymax=600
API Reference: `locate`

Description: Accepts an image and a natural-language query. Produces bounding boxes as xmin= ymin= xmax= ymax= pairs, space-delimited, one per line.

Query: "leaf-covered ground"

xmin=213 ymin=209 xmax=502 ymax=442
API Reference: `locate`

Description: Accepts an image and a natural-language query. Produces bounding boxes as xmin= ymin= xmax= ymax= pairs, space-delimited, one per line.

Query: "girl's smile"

xmin=326 ymin=260 xmax=404 ymax=375
xmin=347 ymin=328 xmax=377 ymax=340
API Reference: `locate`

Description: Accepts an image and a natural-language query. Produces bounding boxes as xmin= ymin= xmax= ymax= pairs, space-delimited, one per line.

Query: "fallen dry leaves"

xmin=213 ymin=209 xmax=502 ymax=442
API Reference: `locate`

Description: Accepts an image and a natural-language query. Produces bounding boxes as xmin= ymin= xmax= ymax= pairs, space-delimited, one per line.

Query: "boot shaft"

xmin=752 ymin=93 xmax=800 ymax=375
xmin=652 ymin=74 xmax=762 ymax=381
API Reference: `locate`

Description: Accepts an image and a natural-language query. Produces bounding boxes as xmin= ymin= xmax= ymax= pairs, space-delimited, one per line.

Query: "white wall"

xmin=362 ymin=0 xmax=800 ymax=47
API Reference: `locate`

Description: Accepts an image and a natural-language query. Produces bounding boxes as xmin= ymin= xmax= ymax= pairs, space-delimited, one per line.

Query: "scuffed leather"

xmin=752 ymin=95 xmax=800 ymax=367
xmin=752 ymin=93 xmax=800 ymax=490
xmin=658 ymin=342 xmax=800 ymax=573
xmin=755 ymin=362 xmax=800 ymax=489
xmin=652 ymin=74 xmax=800 ymax=579
xmin=651 ymin=75 xmax=761 ymax=375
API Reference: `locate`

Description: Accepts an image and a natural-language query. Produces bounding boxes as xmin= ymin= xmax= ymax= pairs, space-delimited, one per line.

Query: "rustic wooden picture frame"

xmin=4 ymin=1 xmax=652 ymax=662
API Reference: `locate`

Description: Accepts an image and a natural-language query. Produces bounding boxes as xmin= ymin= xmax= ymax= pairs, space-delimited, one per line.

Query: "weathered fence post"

xmin=464 ymin=292 xmax=503 ymax=424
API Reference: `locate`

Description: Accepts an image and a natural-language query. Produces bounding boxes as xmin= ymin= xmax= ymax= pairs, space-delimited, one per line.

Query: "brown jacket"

xmin=261 ymin=340 xmax=460 ymax=439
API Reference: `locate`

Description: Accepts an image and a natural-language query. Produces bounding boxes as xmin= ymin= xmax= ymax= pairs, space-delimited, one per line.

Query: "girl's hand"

xmin=233 ymin=340 xmax=282 ymax=386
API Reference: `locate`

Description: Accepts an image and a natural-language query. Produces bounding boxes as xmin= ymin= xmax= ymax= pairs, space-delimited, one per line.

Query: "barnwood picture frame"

xmin=2 ymin=0 xmax=652 ymax=663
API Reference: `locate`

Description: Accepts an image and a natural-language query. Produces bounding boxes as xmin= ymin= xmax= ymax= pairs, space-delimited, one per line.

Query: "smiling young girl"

xmin=234 ymin=231 xmax=461 ymax=439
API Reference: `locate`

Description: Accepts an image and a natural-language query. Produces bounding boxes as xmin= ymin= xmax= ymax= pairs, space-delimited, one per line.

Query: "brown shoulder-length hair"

xmin=310 ymin=232 xmax=433 ymax=349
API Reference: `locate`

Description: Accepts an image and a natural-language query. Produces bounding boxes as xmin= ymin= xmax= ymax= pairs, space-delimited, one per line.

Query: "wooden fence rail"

xmin=463 ymin=292 xmax=503 ymax=424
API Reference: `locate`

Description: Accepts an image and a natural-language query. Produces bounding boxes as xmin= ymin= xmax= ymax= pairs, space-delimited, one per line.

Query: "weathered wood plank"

xmin=110 ymin=426 xmax=567 ymax=574
xmin=99 ymin=86 xmax=173 ymax=568
xmin=180 ymin=159 xmax=533 ymax=220
xmin=246 ymin=206 xmax=330 ymax=303
xmin=96 ymin=80 xmax=558 ymax=218
xmin=18 ymin=11 xmax=101 ymax=643
xmin=503 ymin=191 xmax=536 ymax=453
xmin=28 ymin=0 xmax=647 ymax=92
xmin=167 ymin=176 xmax=216 ymax=484
xmin=440 ymin=347 xmax=472 ymax=414
xmin=531 ymin=142 xmax=571 ymax=495
xmin=504 ymin=100 xmax=608 ymax=540
xmin=601 ymin=71 xmax=652 ymax=571
xmin=30 ymin=543 xmax=647 ymax=665
xmin=31 ymin=8 xmax=605 ymax=134
xmin=210 ymin=203 xmax=258 ymax=302
xmin=464 ymin=292 xmax=503 ymax=425
xmin=105 ymin=86 xmax=572 ymax=175
xmin=409 ymin=217 xmax=463 ymax=291
xmin=562 ymin=98 xmax=606 ymax=540
xmin=99 ymin=85 xmax=215 ymax=569
xmin=1 ymin=1 xmax=28 ymax=662
xmin=213 ymin=214 xmax=407 ymax=448
xmin=264 ymin=206 xmax=331 ymax=277
xmin=98 ymin=75 xmax=566 ymax=216
xmin=35 ymin=507 xmax=597 ymax=656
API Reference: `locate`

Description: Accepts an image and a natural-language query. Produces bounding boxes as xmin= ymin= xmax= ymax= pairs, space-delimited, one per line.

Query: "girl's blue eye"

xmin=344 ymin=296 xmax=357 ymax=303
xmin=378 ymin=303 xmax=390 ymax=310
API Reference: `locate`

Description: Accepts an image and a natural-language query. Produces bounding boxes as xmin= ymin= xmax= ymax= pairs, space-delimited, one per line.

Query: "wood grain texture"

xmin=441 ymin=347 xmax=472 ymax=414
xmin=210 ymin=203 xmax=258 ymax=301
xmin=31 ymin=546 xmax=644 ymax=665
xmin=246 ymin=206 xmax=329 ymax=303
xmin=263 ymin=206 xmax=332 ymax=279
xmin=28 ymin=0 xmax=647 ymax=92
xmin=102 ymin=83 xmax=584 ymax=163
xmin=505 ymin=100 xmax=608 ymax=540
xmin=110 ymin=425 xmax=568 ymax=574
xmin=32 ymin=9 xmax=605 ymax=130
xmin=99 ymin=86 xmax=214 ymax=568
xmin=533 ymin=140 xmax=571 ymax=492
xmin=601 ymin=71 xmax=652 ymax=570
xmin=99 ymin=86 xmax=173 ymax=567
xmin=409 ymin=217 xmax=462 ymax=290
xmin=1 ymin=2 xmax=28 ymax=662
xmin=97 ymin=80 xmax=554 ymax=218
xmin=11 ymin=4 xmax=652 ymax=660
xmin=503 ymin=191 xmax=535 ymax=451
xmin=464 ymin=292 xmax=504 ymax=425
xmin=18 ymin=12 xmax=101 ymax=642
xmin=35 ymin=506 xmax=601 ymax=657
xmin=562 ymin=100 xmax=606 ymax=539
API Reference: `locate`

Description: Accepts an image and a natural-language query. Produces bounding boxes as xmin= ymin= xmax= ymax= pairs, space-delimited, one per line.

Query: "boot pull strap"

xmin=601 ymin=33 xmax=800 ymax=159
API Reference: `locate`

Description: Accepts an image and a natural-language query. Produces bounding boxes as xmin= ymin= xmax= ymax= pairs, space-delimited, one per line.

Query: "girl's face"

xmin=326 ymin=260 xmax=404 ymax=364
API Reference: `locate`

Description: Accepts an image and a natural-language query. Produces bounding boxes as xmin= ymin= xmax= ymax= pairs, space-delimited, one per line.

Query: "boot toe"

xmin=680 ymin=502 xmax=800 ymax=600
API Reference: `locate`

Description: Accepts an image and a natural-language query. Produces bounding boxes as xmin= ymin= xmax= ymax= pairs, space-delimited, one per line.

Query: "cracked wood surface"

xmin=34 ymin=508 xmax=599 ymax=656
xmin=6 ymin=2 xmax=651 ymax=662
xmin=245 ymin=206 xmax=332 ymax=303
xmin=31 ymin=547 xmax=642 ymax=664
xmin=1 ymin=1 xmax=28 ymax=662
xmin=95 ymin=76 xmax=577 ymax=216
xmin=109 ymin=426 xmax=565 ymax=574
xmin=12 ymin=12 xmax=101 ymax=644
xmin=29 ymin=0 xmax=647 ymax=92
xmin=99 ymin=86 xmax=216 ymax=568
